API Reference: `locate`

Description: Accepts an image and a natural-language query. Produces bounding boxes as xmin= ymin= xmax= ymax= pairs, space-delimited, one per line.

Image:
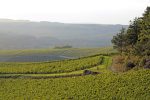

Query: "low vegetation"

xmin=0 ymin=69 xmax=150 ymax=99
xmin=54 ymin=45 xmax=72 ymax=49
xmin=0 ymin=47 xmax=149 ymax=99
xmin=0 ymin=55 xmax=103 ymax=74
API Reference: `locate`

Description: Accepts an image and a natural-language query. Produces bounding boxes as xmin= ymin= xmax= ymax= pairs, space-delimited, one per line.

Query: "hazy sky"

xmin=0 ymin=0 xmax=149 ymax=24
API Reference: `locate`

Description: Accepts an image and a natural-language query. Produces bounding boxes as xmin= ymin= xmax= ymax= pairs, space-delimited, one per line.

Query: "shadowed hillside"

xmin=0 ymin=19 xmax=128 ymax=49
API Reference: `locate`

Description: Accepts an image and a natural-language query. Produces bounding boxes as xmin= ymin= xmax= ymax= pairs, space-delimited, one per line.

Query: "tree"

xmin=111 ymin=7 xmax=150 ymax=68
xmin=126 ymin=18 xmax=141 ymax=46
xmin=112 ymin=7 xmax=150 ymax=56
xmin=124 ymin=18 xmax=142 ymax=55
xmin=111 ymin=27 xmax=127 ymax=53
xmin=135 ymin=7 xmax=150 ymax=56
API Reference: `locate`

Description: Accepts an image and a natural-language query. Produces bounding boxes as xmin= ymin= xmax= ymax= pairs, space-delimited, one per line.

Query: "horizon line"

xmin=0 ymin=18 xmax=128 ymax=25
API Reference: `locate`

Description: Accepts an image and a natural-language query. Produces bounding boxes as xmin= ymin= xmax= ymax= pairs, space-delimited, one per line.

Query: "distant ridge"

xmin=0 ymin=18 xmax=30 ymax=22
xmin=0 ymin=19 xmax=128 ymax=49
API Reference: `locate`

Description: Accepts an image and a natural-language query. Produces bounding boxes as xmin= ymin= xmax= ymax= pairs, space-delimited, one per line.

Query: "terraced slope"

xmin=0 ymin=55 xmax=149 ymax=99
xmin=0 ymin=55 xmax=103 ymax=74
xmin=0 ymin=54 xmax=110 ymax=79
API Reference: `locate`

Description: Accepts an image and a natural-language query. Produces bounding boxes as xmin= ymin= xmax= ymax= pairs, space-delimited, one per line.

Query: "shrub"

xmin=113 ymin=55 xmax=125 ymax=64
xmin=111 ymin=55 xmax=126 ymax=72
xmin=112 ymin=55 xmax=140 ymax=72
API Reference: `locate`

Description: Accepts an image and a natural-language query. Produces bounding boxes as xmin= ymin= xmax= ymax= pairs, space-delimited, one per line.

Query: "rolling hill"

xmin=0 ymin=19 xmax=128 ymax=49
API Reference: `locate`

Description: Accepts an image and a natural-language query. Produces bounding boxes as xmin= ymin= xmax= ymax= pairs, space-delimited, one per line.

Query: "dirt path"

xmin=0 ymin=72 xmax=101 ymax=79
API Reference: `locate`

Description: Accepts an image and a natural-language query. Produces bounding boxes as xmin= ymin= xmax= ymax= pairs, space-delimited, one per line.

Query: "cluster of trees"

xmin=112 ymin=7 xmax=150 ymax=56
xmin=54 ymin=45 xmax=72 ymax=49
xmin=112 ymin=7 xmax=150 ymax=68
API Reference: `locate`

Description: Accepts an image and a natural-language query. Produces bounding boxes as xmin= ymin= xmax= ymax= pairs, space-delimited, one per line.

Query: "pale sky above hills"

xmin=0 ymin=0 xmax=149 ymax=24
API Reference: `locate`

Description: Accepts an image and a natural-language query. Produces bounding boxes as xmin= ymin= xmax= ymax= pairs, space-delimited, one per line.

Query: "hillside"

xmin=0 ymin=19 xmax=128 ymax=49
xmin=0 ymin=47 xmax=116 ymax=62
xmin=0 ymin=0 xmax=149 ymax=99
xmin=0 ymin=54 xmax=150 ymax=99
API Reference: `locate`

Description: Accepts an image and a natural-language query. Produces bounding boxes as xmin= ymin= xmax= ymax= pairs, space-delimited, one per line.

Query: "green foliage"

xmin=0 ymin=56 xmax=103 ymax=74
xmin=126 ymin=18 xmax=141 ymax=46
xmin=112 ymin=7 xmax=150 ymax=69
xmin=0 ymin=54 xmax=149 ymax=99
xmin=0 ymin=69 xmax=150 ymax=99
xmin=0 ymin=56 xmax=111 ymax=78
xmin=112 ymin=7 xmax=150 ymax=56
xmin=111 ymin=27 xmax=127 ymax=53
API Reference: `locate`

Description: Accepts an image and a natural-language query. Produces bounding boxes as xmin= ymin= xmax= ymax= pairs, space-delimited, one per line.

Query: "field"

xmin=0 ymin=48 xmax=149 ymax=99
xmin=0 ymin=47 xmax=116 ymax=62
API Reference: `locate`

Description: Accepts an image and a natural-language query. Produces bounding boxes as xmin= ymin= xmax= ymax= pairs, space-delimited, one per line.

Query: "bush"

xmin=111 ymin=55 xmax=126 ymax=72
xmin=111 ymin=55 xmax=139 ymax=72
xmin=113 ymin=55 xmax=125 ymax=64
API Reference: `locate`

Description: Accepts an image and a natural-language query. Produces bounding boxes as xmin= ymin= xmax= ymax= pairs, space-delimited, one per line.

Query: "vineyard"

xmin=0 ymin=54 xmax=150 ymax=99
xmin=0 ymin=55 xmax=102 ymax=74
xmin=0 ymin=4 xmax=149 ymax=99
xmin=0 ymin=67 xmax=150 ymax=99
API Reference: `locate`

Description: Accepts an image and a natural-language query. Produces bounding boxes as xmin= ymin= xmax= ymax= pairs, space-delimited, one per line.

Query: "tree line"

xmin=111 ymin=7 xmax=150 ymax=69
